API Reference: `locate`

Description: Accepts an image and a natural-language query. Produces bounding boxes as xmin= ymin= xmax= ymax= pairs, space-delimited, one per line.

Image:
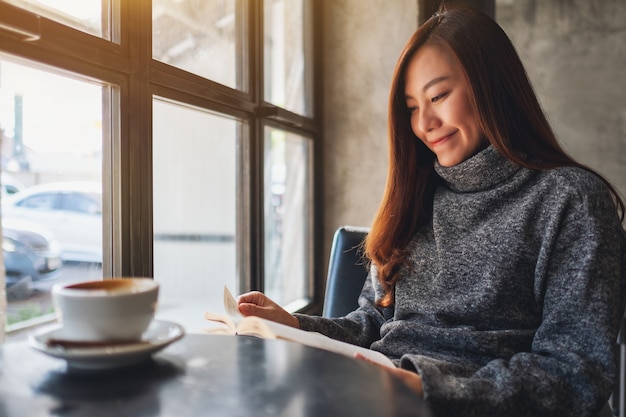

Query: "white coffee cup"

xmin=52 ymin=278 xmax=159 ymax=342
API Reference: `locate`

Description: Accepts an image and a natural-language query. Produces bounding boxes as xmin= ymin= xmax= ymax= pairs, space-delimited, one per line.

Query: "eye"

xmin=431 ymin=92 xmax=448 ymax=103
xmin=406 ymin=105 xmax=418 ymax=114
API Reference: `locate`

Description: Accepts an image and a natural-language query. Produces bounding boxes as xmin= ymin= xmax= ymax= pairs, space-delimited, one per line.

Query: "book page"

xmin=223 ymin=286 xmax=241 ymax=319
xmin=205 ymin=286 xmax=395 ymax=369
xmin=233 ymin=316 xmax=278 ymax=339
xmin=203 ymin=311 xmax=237 ymax=334
xmin=246 ymin=318 xmax=395 ymax=368
xmin=203 ymin=286 xmax=241 ymax=334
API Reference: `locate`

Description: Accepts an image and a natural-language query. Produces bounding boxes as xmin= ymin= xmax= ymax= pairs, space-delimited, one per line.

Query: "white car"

xmin=2 ymin=181 xmax=102 ymax=264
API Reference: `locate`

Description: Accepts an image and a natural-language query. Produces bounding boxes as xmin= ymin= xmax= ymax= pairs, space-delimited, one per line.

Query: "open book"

xmin=203 ymin=286 xmax=394 ymax=369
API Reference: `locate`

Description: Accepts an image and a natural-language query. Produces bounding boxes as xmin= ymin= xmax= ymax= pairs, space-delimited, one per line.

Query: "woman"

xmin=238 ymin=5 xmax=625 ymax=417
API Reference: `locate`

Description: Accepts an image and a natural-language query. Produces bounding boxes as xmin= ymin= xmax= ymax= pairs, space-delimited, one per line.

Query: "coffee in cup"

xmin=52 ymin=278 xmax=159 ymax=342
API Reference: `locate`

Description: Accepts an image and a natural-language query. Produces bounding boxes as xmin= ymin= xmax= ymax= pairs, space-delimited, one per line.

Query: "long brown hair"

xmin=365 ymin=4 xmax=625 ymax=307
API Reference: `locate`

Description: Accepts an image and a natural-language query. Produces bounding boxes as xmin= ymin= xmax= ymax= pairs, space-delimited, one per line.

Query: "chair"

xmin=322 ymin=226 xmax=370 ymax=318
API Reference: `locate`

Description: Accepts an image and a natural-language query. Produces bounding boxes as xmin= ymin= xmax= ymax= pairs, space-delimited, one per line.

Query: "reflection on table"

xmin=0 ymin=333 xmax=432 ymax=417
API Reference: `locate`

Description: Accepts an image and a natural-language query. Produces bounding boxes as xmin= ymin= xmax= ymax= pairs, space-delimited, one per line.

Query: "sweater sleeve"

xmin=403 ymin=180 xmax=625 ymax=417
xmin=294 ymin=271 xmax=393 ymax=351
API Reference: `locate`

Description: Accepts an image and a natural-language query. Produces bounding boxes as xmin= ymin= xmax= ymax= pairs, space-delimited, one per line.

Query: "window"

xmin=0 ymin=56 xmax=105 ymax=334
xmin=264 ymin=0 xmax=313 ymax=115
xmin=264 ymin=126 xmax=312 ymax=309
xmin=152 ymin=98 xmax=239 ymax=324
xmin=3 ymin=0 xmax=118 ymax=40
xmin=0 ymin=0 xmax=318 ymax=338
xmin=153 ymin=0 xmax=243 ymax=90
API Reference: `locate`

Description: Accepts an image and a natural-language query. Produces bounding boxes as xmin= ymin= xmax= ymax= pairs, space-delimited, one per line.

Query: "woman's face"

xmin=404 ymin=43 xmax=484 ymax=167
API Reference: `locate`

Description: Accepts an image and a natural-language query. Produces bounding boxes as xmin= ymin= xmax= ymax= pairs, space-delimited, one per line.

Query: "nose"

xmin=416 ymin=105 xmax=440 ymax=135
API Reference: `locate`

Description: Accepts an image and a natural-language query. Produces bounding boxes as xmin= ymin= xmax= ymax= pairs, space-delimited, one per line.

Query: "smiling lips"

xmin=429 ymin=130 xmax=458 ymax=147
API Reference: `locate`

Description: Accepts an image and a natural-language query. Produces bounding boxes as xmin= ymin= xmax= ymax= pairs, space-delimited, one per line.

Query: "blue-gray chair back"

xmin=322 ymin=226 xmax=369 ymax=318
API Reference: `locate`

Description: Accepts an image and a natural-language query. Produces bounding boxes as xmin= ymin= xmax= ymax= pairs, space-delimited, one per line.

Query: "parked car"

xmin=3 ymin=218 xmax=63 ymax=299
xmin=2 ymin=181 xmax=102 ymax=264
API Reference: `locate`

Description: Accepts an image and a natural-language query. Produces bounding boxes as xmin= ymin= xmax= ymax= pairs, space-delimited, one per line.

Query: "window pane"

xmin=264 ymin=0 xmax=312 ymax=116
xmin=264 ymin=127 xmax=311 ymax=308
xmin=153 ymin=0 xmax=244 ymax=90
xmin=4 ymin=0 xmax=115 ymax=40
xmin=153 ymin=98 xmax=238 ymax=332
xmin=0 ymin=58 xmax=104 ymax=334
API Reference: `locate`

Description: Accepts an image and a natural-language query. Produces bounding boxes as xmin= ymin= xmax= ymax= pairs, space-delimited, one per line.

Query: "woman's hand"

xmin=354 ymin=353 xmax=423 ymax=396
xmin=237 ymin=291 xmax=300 ymax=329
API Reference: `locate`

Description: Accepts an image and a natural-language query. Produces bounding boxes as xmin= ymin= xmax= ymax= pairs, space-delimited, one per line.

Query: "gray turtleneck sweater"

xmin=295 ymin=146 xmax=625 ymax=417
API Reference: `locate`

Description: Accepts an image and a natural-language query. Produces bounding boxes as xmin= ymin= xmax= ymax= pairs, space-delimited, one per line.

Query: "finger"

xmin=238 ymin=302 xmax=264 ymax=317
xmin=237 ymin=291 xmax=266 ymax=306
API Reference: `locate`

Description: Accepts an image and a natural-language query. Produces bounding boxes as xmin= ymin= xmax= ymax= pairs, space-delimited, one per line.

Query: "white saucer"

xmin=29 ymin=319 xmax=185 ymax=370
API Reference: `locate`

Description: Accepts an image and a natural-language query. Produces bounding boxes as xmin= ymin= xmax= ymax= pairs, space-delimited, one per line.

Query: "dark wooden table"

xmin=0 ymin=333 xmax=432 ymax=417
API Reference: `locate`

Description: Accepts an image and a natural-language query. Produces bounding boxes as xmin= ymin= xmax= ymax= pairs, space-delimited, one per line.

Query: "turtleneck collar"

xmin=434 ymin=146 xmax=522 ymax=193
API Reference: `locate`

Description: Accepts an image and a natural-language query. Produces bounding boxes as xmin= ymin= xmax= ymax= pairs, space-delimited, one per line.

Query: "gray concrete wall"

xmin=496 ymin=0 xmax=626 ymax=203
xmin=319 ymin=0 xmax=419 ymax=264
